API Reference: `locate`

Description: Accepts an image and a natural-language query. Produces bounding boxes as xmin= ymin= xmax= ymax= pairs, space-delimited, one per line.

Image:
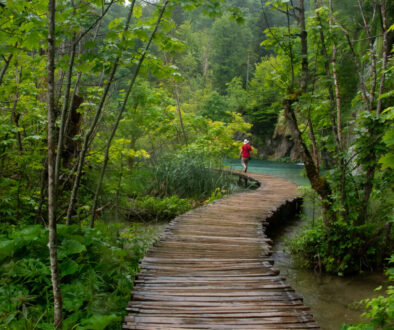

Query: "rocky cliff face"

xmin=258 ymin=113 xmax=301 ymax=161
xmin=264 ymin=134 xmax=300 ymax=160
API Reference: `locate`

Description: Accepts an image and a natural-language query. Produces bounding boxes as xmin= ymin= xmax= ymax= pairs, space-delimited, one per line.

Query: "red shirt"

xmin=241 ymin=144 xmax=252 ymax=158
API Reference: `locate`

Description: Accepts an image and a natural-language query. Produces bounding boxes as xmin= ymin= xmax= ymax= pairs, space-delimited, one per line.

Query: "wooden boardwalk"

xmin=124 ymin=172 xmax=319 ymax=329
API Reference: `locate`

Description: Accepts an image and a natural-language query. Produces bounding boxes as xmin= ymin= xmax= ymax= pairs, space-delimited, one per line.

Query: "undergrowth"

xmin=127 ymin=195 xmax=193 ymax=221
xmin=0 ymin=222 xmax=159 ymax=329
xmin=288 ymin=186 xmax=393 ymax=275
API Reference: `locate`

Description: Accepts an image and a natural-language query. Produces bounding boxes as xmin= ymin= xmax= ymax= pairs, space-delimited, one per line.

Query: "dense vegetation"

xmin=256 ymin=0 xmax=393 ymax=275
xmin=0 ymin=0 xmax=393 ymax=328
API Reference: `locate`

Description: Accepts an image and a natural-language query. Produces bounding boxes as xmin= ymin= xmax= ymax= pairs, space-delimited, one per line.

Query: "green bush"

xmin=129 ymin=196 xmax=193 ymax=221
xmin=0 ymin=222 xmax=158 ymax=329
xmin=288 ymin=220 xmax=386 ymax=275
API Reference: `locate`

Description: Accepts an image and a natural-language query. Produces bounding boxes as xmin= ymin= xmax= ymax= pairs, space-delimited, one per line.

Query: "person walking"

xmin=239 ymin=139 xmax=252 ymax=173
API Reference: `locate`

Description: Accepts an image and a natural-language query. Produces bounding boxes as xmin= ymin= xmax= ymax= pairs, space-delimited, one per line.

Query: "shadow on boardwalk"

xmin=123 ymin=171 xmax=319 ymax=329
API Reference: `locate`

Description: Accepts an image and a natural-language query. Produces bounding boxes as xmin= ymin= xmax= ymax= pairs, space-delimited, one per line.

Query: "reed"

xmin=151 ymin=150 xmax=237 ymax=200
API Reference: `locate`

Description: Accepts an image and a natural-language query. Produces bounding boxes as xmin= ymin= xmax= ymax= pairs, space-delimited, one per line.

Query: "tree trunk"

xmin=90 ymin=0 xmax=168 ymax=227
xmin=62 ymin=93 xmax=83 ymax=171
xmin=47 ymin=0 xmax=62 ymax=327
xmin=284 ymin=99 xmax=333 ymax=225
xmin=331 ymin=43 xmax=342 ymax=145
xmin=307 ymin=119 xmax=319 ymax=171
xmin=10 ymin=66 xmax=23 ymax=153
xmin=66 ymin=0 xmax=136 ymax=225
xmin=298 ymin=0 xmax=308 ymax=92
xmin=0 ymin=54 xmax=13 ymax=86
xmin=55 ymin=34 xmax=77 ymax=188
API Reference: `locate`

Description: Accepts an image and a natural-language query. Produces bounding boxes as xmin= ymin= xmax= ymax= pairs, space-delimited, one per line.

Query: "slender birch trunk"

xmin=47 ymin=0 xmax=62 ymax=326
xmin=90 ymin=0 xmax=169 ymax=227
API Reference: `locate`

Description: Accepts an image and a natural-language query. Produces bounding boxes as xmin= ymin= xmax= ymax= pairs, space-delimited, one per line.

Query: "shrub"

xmin=129 ymin=196 xmax=193 ymax=221
xmin=288 ymin=220 xmax=386 ymax=275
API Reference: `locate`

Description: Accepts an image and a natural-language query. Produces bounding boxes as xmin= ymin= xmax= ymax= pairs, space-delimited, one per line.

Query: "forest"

xmin=0 ymin=0 xmax=393 ymax=328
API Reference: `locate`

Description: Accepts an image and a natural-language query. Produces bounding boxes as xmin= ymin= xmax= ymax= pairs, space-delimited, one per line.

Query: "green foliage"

xmin=342 ymin=256 xmax=394 ymax=329
xmin=129 ymin=196 xmax=193 ymax=221
xmin=379 ymin=105 xmax=394 ymax=170
xmin=245 ymin=56 xmax=285 ymax=139
xmin=210 ymin=13 xmax=252 ymax=92
xmin=204 ymin=187 xmax=227 ymax=204
xmin=199 ymin=91 xmax=231 ymax=122
xmin=0 ymin=222 xmax=158 ymax=329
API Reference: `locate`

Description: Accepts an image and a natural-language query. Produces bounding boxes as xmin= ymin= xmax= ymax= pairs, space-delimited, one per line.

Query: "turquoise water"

xmin=226 ymin=159 xmax=384 ymax=329
xmin=225 ymin=159 xmax=309 ymax=186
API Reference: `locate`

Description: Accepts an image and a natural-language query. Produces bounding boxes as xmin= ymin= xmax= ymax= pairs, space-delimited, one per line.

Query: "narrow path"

xmin=123 ymin=172 xmax=319 ymax=329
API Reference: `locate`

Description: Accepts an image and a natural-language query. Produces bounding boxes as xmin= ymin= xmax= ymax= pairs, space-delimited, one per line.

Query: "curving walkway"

xmin=123 ymin=172 xmax=319 ymax=329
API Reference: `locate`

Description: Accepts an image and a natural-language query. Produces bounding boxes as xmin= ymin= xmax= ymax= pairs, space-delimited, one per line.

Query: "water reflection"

xmin=226 ymin=159 xmax=384 ymax=329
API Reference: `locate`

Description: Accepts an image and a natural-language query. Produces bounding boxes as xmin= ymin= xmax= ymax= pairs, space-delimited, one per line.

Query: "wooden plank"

xmin=126 ymin=306 xmax=312 ymax=313
xmin=127 ymin=315 xmax=316 ymax=325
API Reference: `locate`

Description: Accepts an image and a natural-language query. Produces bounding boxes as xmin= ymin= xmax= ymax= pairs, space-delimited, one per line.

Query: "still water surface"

xmin=226 ymin=159 xmax=384 ymax=329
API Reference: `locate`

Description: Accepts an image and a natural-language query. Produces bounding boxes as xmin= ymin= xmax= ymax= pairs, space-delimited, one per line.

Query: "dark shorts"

xmin=242 ymin=157 xmax=250 ymax=165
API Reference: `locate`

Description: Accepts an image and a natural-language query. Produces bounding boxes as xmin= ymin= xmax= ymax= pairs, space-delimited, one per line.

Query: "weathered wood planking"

xmin=124 ymin=172 xmax=319 ymax=329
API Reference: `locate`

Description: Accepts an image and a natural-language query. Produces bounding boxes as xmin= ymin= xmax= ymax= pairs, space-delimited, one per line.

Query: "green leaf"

xmin=60 ymin=258 xmax=80 ymax=277
xmin=379 ymin=153 xmax=394 ymax=169
xmin=12 ymin=225 xmax=45 ymax=245
xmin=62 ymin=282 xmax=88 ymax=312
xmin=108 ymin=17 xmax=124 ymax=30
xmin=60 ymin=239 xmax=87 ymax=256
xmin=0 ymin=240 xmax=14 ymax=262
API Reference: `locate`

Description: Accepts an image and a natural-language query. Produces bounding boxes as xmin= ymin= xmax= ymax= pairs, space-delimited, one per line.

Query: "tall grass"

xmin=151 ymin=150 xmax=239 ymax=200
